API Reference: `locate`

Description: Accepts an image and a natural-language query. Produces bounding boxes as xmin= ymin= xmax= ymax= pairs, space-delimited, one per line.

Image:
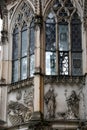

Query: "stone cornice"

xmin=44 ymin=75 xmax=86 ymax=85
xmin=8 ymin=77 xmax=34 ymax=93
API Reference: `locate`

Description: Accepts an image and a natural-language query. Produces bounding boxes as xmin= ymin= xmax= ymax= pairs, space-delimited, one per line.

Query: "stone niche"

xmin=44 ymin=84 xmax=81 ymax=120
xmin=8 ymin=86 xmax=34 ymax=126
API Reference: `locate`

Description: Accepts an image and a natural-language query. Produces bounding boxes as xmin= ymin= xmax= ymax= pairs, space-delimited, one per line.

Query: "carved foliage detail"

xmin=44 ymin=88 xmax=57 ymax=119
xmin=8 ymin=88 xmax=33 ymax=125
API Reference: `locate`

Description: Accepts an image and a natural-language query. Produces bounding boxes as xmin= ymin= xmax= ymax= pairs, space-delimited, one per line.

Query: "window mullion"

xmin=18 ymin=29 xmax=21 ymax=81
xmin=27 ymin=25 xmax=30 ymax=77
xmin=56 ymin=23 xmax=59 ymax=75
xmin=69 ymin=21 xmax=71 ymax=76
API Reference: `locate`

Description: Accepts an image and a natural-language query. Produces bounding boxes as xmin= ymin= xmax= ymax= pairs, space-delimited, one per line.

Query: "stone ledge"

xmin=44 ymin=75 xmax=86 ymax=85
xmin=8 ymin=78 xmax=34 ymax=93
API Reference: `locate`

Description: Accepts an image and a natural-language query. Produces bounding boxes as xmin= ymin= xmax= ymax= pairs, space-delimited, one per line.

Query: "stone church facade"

xmin=0 ymin=0 xmax=87 ymax=130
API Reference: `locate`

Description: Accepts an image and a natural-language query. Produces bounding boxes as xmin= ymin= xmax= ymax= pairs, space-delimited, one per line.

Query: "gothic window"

xmin=12 ymin=2 xmax=35 ymax=82
xmin=12 ymin=21 xmax=35 ymax=82
xmin=45 ymin=0 xmax=82 ymax=76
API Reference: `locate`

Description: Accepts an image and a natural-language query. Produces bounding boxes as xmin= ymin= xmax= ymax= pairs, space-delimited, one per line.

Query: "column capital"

xmin=34 ymin=15 xmax=43 ymax=27
xmin=1 ymin=30 xmax=8 ymax=44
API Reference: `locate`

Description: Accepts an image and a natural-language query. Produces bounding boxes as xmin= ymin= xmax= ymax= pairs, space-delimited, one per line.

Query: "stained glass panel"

xmin=30 ymin=55 xmax=35 ymax=76
xmin=21 ymin=28 xmax=27 ymax=57
xmin=21 ymin=57 xmax=27 ymax=80
xmin=59 ymin=51 xmax=69 ymax=75
xmin=71 ymin=13 xmax=82 ymax=51
xmin=72 ymin=53 xmax=82 ymax=75
xmin=13 ymin=27 xmax=19 ymax=59
xmin=46 ymin=23 xmax=56 ymax=51
xmin=46 ymin=12 xmax=55 ymax=23
xmin=46 ymin=52 xmax=56 ymax=75
xmin=12 ymin=60 xmax=18 ymax=82
xmin=29 ymin=22 xmax=35 ymax=55
xmin=53 ymin=0 xmax=61 ymax=11
xmin=59 ymin=24 xmax=69 ymax=51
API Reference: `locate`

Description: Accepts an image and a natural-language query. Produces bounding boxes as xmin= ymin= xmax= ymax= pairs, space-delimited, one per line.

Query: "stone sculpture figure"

xmin=44 ymin=87 xmax=56 ymax=118
xmin=66 ymin=90 xmax=80 ymax=119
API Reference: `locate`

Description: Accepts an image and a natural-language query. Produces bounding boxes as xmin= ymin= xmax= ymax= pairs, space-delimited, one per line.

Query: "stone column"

xmin=1 ymin=7 xmax=8 ymax=82
xmin=31 ymin=15 xmax=44 ymax=120
xmin=0 ymin=6 xmax=8 ymax=123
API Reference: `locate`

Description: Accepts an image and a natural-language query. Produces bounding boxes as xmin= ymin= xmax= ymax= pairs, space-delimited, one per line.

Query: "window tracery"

xmin=45 ymin=0 xmax=82 ymax=76
xmin=12 ymin=2 xmax=35 ymax=82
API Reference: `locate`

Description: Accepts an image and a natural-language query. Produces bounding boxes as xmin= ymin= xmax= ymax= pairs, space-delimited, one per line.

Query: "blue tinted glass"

xmin=30 ymin=55 xmax=35 ymax=76
xmin=21 ymin=30 xmax=27 ymax=57
xmin=72 ymin=53 xmax=82 ymax=75
xmin=29 ymin=23 xmax=35 ymax=55
xmin=46 ymin=52 xmax=56 ymax=75
xmin=12 ymin=60 xmax=18 ymax=82
xmin=59 ymin=24 xmax=69 ymax=51
xmin=21 ymin=57 xmax=27 ymax=80
xmin=13 ymin=27 xmax=19 ymax=59
xmin=71 ymin=13 xmax=82 ymax=51
xmin=46 ymin=23 xmax=56 ymax=51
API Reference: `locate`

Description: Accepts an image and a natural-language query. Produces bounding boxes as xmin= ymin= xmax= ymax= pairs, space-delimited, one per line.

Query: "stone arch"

xmin=43 ymin=0 xmax=54 ymax=19
xmin=43 ymin=0 xmax=83 ymax=20
xmin=10 ymin=0 xmax=35 ymax=30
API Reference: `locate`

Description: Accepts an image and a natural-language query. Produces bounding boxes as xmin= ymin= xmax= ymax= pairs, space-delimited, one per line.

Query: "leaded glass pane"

xmin=21 ymin=57 xmax=27 ymax=80
xmin=46 ymin=12 xmax=55 ymax=23
xmin=72 ymin=53 xmax=82 ymax=75
xmin=59 ymin=24 xmax=69 ymax=51
xmin=12 ymin=60 xmax=18 ymax=82
xmin=59 ymin=51 xmax=69 ymax=75
xmin=13 ymin=28 xmax=19 ymax=59
xmin=29 ymin=23 xmax=35 ymax=55
xmin=71 ymin=13 xmax=82 ymax=51
xmin=46 ymin=23 xmax=56 ymax=51
xmin=21 ymin=29 xmax=27 ymax=57
xmin=46 ymin=52 xmax=56 ymax=75
xmin=30 ymin=55 xmax=35 ymax=76
xmin=65 ymin=0 xmax=74 ymax=14
xmin=53 ymin=0 xmax=61 ymax=11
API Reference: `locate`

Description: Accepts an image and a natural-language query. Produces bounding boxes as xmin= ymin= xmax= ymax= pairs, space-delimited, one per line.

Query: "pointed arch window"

xmin=45 ymin=0 xmax=82 ymax=76
xmin=12 ymin=21 xmax=35 ymax=82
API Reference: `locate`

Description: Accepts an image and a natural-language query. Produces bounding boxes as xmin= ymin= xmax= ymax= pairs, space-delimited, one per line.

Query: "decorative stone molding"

xmin=9 ymin=6 xmax=15 ymax=19
xmin=8 ymin=101 xmax=33 ymax=125
xmin=8 ymin=78 xmax=34 ymax=93
xmin=44 ymin=87 xmax=57 ymax=119
xmin=78 ymin=0 xmax=83 ymax=8
xmin=1 ymin=30 xmax=8 ymax=43
xmin=44 ymin=75 xmax=85 ymax=85
xmin=16 ymin=90 xmax=22 ymax=100
xmin=12 ymin=1 xmax=34 ymax=28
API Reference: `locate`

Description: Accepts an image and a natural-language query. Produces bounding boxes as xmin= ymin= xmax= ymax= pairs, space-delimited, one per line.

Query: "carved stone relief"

xmin=8 ymin=87 xmax=33 ymax=125
xmin=44 ymin=87 xmax=57 ymax=119
xmin=66 ymin=90 xmax=80 ymax=119
xmin=44 ymin=87 xmax=80 ymax=120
